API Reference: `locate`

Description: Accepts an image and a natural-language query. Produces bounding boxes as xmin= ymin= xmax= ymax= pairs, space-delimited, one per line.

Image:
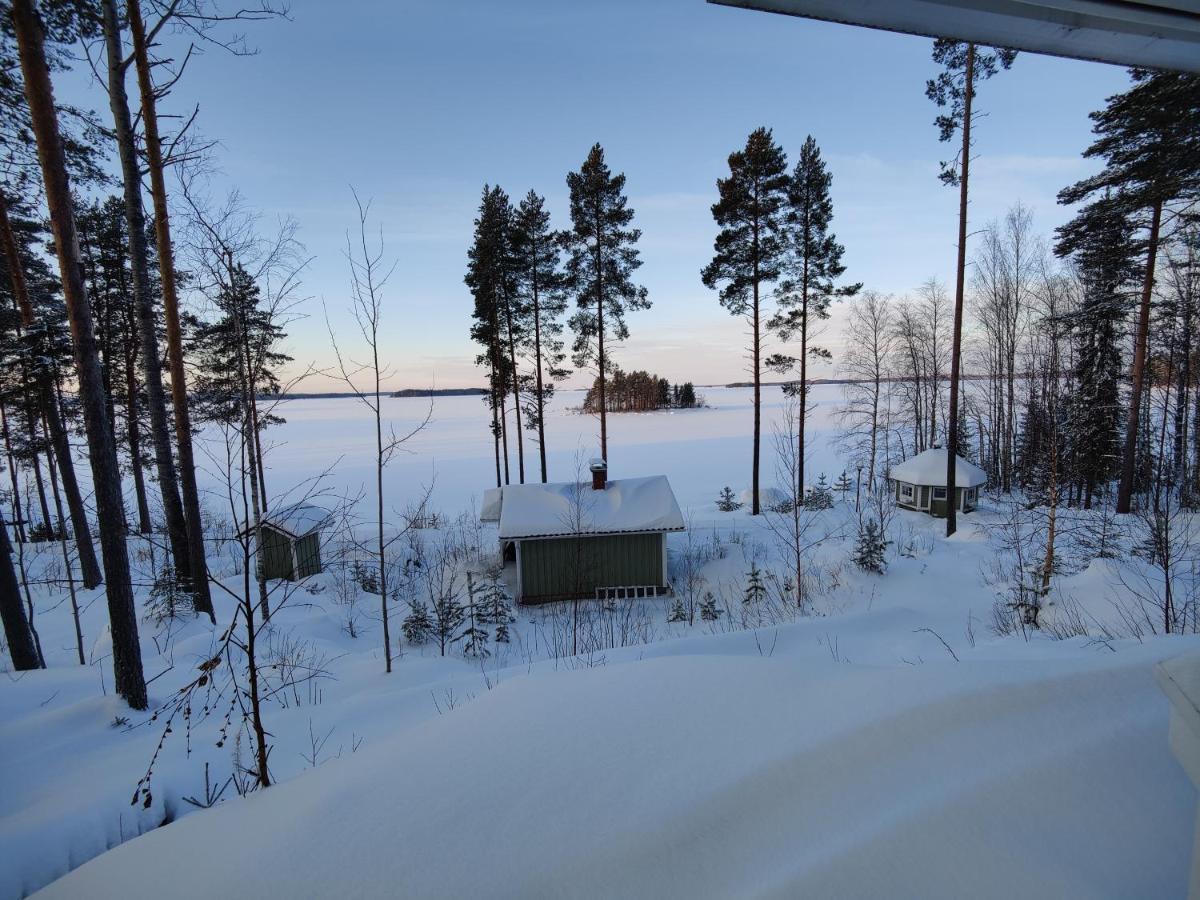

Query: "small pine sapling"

xmin=700 ymin=591 xmax=723 ymax=620
xmin=458 ymin=574 xmax=491 ymax=658
xmin=852 ymin=519 xmax=891 ymax=574
xmin=716 ymin=486 xmax=743 ymax=512
xmin=743 ymin=564 xmax=767 ymax=604
xmin=834 ymin=470 xmax=852 ymax=497
xmin=402 ymin=601 xmax=433 ymax=645
xmin=667 ymin=596 xmax=687 ymax=623
xmin=807 ymin=473 xmax=834 ymax=510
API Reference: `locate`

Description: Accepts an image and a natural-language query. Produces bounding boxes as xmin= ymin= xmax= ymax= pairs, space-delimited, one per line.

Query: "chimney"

xmin=590 ymin=457 xmax=608 ymax=491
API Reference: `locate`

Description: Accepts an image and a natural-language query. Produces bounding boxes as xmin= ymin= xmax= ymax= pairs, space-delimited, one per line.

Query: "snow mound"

xmin=36 ymin=645 xmax=1194 ymax=899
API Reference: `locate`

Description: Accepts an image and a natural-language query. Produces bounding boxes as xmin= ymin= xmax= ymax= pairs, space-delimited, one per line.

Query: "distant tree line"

xmin=581 ymin=369 xmax=700 ymax=413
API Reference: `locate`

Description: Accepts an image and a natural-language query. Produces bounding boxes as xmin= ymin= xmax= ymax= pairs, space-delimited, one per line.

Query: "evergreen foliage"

xmin=700 ymin=591 xmax=723 ymax=621
xmin=852 ymin=519 xmax=891 ymax=574
xmin=743 ymin=564 xmax=767 ymax=604
xmin=807 ymin=473 xmax=834 ymax=510
xmin=401 ymin=600 xmax=433 ymax=645
xmin=716 ymin=486 xmax=742 ymax=512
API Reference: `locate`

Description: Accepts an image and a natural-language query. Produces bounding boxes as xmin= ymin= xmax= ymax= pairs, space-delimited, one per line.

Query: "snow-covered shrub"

xmin=402 ymin=601 xmax=433 ymax=644
xmin=852 ymin=520 xmax=891 ymax=574
xmin=806 ymin=473 xmax=833 ymax=510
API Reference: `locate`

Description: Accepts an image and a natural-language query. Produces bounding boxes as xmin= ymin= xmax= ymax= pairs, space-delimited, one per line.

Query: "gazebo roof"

xmin=889 ymin=448 xmax=987 ymax=488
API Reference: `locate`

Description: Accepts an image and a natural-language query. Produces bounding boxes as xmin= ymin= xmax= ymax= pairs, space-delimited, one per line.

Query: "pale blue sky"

xmin=65 ymin=0 xmax=1130 ymax=389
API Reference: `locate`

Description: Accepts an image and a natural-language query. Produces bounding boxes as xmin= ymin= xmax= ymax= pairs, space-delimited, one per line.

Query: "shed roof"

xmin=889 ymin=448 xmax=987 ymax=488
xmin=489 ymin=475 xmax=685 ymax=540
xmin=259 ymin=502 xmax=332 ymax=539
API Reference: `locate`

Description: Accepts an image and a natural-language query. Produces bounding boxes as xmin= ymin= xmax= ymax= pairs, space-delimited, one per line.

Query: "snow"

xmin=479 ymin=487 xmax=502 ymax=522
xmin=2 ymin=384 xmax=1198 ymax=898
xmin=890 ymin=447 xmax=988 ymax=488
xmin=258 ymin=502 xmax=331 ymax=539
xmin=494 ymin=474 xmax=685 ymax=540
xmin=31 ymin=641 xmax=1197 ymax=899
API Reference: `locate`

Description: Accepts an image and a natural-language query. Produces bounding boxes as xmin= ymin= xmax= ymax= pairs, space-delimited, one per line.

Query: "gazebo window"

xmin=933 ymin=487 xmax=947 ymax=500
xmin=899 ymin=484 xmax=913 ymax=500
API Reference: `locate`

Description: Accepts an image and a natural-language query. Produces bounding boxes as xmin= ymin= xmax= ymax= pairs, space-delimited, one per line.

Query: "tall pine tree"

xmin=565 ymin=143 xmax=649 ymax=464
xmin=1057 ymin=70 xmax=1200 ymax=514
xmin=511 ymin=189 xmax=569 ymax=483
xmin=701 ymin=127 xmax=789 ymax=515
xmin=926 ymin=39 xmax=1016 ymax=537
xmin=767 ymin=135 xmax=859 ymax=503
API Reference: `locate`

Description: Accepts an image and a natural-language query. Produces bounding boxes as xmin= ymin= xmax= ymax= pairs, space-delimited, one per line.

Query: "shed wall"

xmin=518 ymin=532 xmax=665 ymax=601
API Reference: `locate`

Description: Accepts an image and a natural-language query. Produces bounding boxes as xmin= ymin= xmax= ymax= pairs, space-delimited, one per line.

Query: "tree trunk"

xmin=946 ymin=42 xmax=975 ymax=539
xmin=12 ymin=0 xmax=147 ymax=708
xmin=751 ymin=217 xmax=761 ymax=516
xmin=502 ymin=289 xmax=525 ymax=483
xmin=532 ymin=259 xmax=548 ymax=483
xmin=100 ymin=0 xmax=187 ymax=555
xmin=127 ymin=0 xmax=213 ymax=618
xmin=0 ymin=189 xmax=102 ymax=585
xmin=1117 ymin=198 xmax=1162 ymax=514
xmin=594 ymin=210 xmax=608 ymax=464
xmin=0 ymin=507 xmax=39 ymax=670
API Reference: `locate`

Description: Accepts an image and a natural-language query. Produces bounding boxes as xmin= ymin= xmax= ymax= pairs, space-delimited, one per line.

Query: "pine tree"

xmin=834 ymin=470 xmax=852 ymax=496
xmin=716 ymin=486 xmax=742 ymax=512
xmin=768 ymin=136 xmax=860 ymax=503
xmin=808 ymin=472 xmax=834 ymax=510
xmin=402 ymin=600 xmax=433 ymax=645
xmin=432 ymin=593 xmax=466 ymax=657
xmin=667 ymin=596 xmax=687 ymax=623
xmin=702 ymin=128 xmax=789 ymax=516
xmin=467 ymin=185 xmax=517 ymax=487
xmin=0 ymin=506 xmax=38 ymax=670
xmin=565 ymin=144 xmax=649 ymax=463
xmin=12 ymin=0 xmax=147 ymax=707
xmin=1057 ymin=71 xmax=1200 ymax=513
xmin=852 ymin=519 xmax=891 ymax=574
xmin=458 ymin=575 xmax=490 ymax=658
xmin=926 ymin=39 xmax=1017 ymax=538
xmin=743 ymin=564 xmax=767 ymax=604
xmin=699 ymin=591 xmax=723 ymax=621
xmin=678 ymin=382 xmax=697 ymax=408
xmin=511 ymin=190 xmax=569 ymax=483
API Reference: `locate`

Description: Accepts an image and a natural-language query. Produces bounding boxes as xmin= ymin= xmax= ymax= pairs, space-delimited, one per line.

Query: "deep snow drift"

xmin=1 ymin=385 xmax=1197 ymax=898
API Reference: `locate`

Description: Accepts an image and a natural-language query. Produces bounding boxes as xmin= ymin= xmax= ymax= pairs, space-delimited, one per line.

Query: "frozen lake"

xmin=201 ymin=383 xmax=852 ymax=522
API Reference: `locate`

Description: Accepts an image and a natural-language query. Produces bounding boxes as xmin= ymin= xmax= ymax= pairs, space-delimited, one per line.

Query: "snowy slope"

xmin=34 ymin=638 xmax=1195 ymax=899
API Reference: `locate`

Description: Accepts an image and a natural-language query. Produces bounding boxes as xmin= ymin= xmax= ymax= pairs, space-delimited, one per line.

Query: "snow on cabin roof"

xmin=260 ymin=503 xmax=332 ymax=539
xmin=889 ymin=448 xmax=987 ymax=488
xmin=480 ymin=487 xmax=503 ymax=523
xmin=492 ymin=475 xmax=685 ymax=540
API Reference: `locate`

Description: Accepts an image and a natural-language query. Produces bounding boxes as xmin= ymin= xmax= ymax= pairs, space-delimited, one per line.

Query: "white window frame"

xmin=899 ymin=483 xmax=914 ymax=501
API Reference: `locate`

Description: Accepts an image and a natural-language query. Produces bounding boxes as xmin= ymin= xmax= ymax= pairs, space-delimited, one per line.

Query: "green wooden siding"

xmin=519 ymin=532 xmax=665 ymax=601
xmin=259 ymin=526 xmax=295 ymax=580
xmin=294 ymin=532 xmax=322 ymax=578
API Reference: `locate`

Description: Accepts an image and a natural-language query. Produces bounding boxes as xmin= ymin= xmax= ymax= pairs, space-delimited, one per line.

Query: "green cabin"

xmin=481 ymin=461 xmax=685 ymax=605
xmin=889 ymin=447 xmax=987 ymax=518
xmin=254 ymin=503 xmax=330 ymax=581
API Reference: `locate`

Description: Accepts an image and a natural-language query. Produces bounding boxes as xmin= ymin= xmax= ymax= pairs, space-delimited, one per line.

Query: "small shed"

xmin=889 ymin=447 xmax=987 ymax=517
xmin=482 ymin=461 xmax=685 ymax=604
xmin=255 ymin=503 xmax=331 ymax=581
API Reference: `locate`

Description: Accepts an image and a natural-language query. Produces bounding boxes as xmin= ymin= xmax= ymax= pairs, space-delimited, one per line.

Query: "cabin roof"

xmin=259 ymin=502 xmax=332 ymax=540
xmin=889 ymin=448 xmax=987 ymax=488
xmin=486 ymin=475 xmax=685 ymax=540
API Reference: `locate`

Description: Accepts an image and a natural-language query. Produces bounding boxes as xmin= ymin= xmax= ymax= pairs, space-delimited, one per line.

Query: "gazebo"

xmin=254 ymin=503 xmax=331 ymax=581
xmin=889 ymin=447 xmax=986 ymax=517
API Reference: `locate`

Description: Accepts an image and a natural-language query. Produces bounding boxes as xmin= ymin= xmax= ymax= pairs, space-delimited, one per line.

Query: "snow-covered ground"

xmin=2 ymin=385 xmax=1197 ymax=898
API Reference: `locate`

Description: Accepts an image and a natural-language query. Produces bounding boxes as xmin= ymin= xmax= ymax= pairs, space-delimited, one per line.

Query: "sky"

xmin=61 ymin=0 xmax=1132 ymax=390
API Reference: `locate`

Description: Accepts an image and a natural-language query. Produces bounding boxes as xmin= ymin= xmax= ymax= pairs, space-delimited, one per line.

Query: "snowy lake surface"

xmin=218 ymin=383 xmax=849 ymax=522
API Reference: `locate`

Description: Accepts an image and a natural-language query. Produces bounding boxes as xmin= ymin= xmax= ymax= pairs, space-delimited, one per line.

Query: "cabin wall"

xmin=518 ymin=532 xmax=666 ymax=603
xmin=294 ymin=533 xmax=323 ymax=579
xmin=259 ymin=527 xmax=295 ymax=580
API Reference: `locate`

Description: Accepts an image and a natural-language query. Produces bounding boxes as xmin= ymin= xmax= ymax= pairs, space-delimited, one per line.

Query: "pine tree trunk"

xmin=12 ymin=0 xmax=147 ymax=708
xmin=594 ymin=207 xmax=608 ymax=463
xmin=0 ymin=507 xmax=39 ymax=670
xmin=502 ymin=291 xmax=525 ymax=483
xmin=1117 ymin=198 xmax=1162 ymax=514
xmin=490 ymin=359 xmax=501 ymax=488
xmin=1 ymin=402 xmax=27 ymax=544
xmin=946 ymin=42 xmax=975 ymax=539
xmin=123 ymin=322 xmax=152 ymax=534
xmin=798 ymin=259 xmax=810 ymax=503
xmin=751 ymin=217 xmax=761 ymax=516
xmin=532 ymin=263 xmax=548 ymax=483
xmin=43 ymin=411 xmax=84 ymax=662
xmin=127 ymin=0 xmax=213 ymax=619
xmin=0 ymin=189 xmax=102 ymax=584
xmin=100 ymin=0 xmax=184 ymax=551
